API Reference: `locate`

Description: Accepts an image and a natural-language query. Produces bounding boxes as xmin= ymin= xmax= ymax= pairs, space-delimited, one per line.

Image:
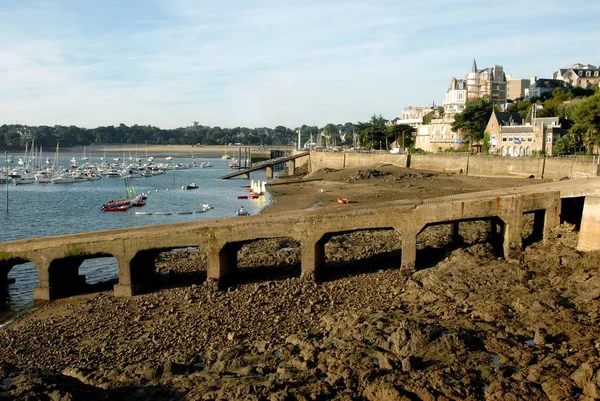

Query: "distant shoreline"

xmin=3 ymin=144 xmax=295 ymax=158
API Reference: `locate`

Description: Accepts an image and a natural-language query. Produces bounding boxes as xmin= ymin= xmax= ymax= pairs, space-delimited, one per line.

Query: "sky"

xmin=0 ymin=0 xmax=599 ymax=129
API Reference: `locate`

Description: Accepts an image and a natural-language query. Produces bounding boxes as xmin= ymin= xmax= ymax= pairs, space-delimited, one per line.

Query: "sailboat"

xmin=81 ymin=146 xmax=89 ymax=161
xmin=221 ymin=143 xmax=231 ymax=160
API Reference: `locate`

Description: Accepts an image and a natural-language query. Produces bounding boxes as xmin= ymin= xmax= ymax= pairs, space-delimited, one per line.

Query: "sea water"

xmin=0 ymin=156 xmax=273 ymax=324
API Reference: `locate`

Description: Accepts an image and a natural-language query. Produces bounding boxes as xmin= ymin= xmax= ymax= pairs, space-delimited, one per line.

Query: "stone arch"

xmin=526 ymin=146 xmax=532 ymax=156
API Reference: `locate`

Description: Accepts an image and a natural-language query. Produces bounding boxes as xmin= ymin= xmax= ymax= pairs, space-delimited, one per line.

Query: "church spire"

xmin=471 ymin=58 xmax=478 ymax=73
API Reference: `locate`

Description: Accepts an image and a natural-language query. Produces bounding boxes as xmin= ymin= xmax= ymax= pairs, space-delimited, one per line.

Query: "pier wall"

xmin=309 ymin=152 xmax=599 ymax=179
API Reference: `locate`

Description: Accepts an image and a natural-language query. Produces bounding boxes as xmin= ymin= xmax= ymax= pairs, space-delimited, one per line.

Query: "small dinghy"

xmin=338 ymin=198 xmax=350 ymax=204
xmin=135 ymin=211 xmax=153 ymax=215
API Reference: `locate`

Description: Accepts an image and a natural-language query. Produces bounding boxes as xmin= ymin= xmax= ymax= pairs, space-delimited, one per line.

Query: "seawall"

xmin=308 ymin=152 xmax=600 ymax=179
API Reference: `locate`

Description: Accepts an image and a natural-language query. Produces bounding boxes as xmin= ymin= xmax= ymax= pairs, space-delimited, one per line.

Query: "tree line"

xmin=0 ymin=122 xmax=370 ymax=151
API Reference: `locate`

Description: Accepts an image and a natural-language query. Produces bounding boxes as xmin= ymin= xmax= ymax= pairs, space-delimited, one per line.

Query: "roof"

xmin=494 ymin=111 xmax=523 ymax=126
xmin=471 ymin=58 xmax=478 ymax=73
xmin=532 ymin=78 xmax=568 ymax=89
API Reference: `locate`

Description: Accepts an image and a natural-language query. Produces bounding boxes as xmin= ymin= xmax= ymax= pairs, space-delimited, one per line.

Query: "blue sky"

xmin=0 ymin=0 xmax=599 ymax=128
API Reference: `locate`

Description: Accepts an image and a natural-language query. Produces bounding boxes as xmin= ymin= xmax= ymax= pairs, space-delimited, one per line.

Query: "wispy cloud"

xmin=0 ymin=0 xmax=599 ymax=128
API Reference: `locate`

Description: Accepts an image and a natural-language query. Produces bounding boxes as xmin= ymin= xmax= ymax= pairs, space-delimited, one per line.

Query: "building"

xmin=393 ymin=106 xmax=436 ymax=129
xmin=443 ymin=78 xmax=467 ymax=116
xmin=553 ymin=63 xmax=600 ymax=88
xmin=525 ymin=77 xmax=571 ymax=99
xmin=415 ymin=116 xmax=465 ymax=152
xmin=465 ymin=59 xmax=508 ymax=105
xmin=485 ymin=110 xmax=565 ymax=156
xmin=506 ymin=75 xmax=529 ymax=100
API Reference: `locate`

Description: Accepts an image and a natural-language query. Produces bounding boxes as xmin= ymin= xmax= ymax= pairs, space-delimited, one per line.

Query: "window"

xmin=586 ymin=71 xmax=591 ymax=77
xmin=508 ymin=137 xmax=513 ymax=141
xmin=502 ymin=137 xmax=507 ymax=142
xmin=578 ymin=71 xmax=583 ymax=77
xmin=595 ymin=71 xmax=599 ymax=77
xmin=527 ymin=136 xmax=533 ymax=142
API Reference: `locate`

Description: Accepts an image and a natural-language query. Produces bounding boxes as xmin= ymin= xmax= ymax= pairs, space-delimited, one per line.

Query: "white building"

xmin=443 ymin=78 xmax=467 ymax=116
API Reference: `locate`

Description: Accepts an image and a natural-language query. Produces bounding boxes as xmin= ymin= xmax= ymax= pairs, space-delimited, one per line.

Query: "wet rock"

xmin=572 ymin=363 xmax=594 ymax=389
xmin=534 ymin=327 xmax=547 ymax=346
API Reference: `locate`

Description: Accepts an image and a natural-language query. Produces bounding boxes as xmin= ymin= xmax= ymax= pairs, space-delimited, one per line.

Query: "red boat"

xmin=101 ymin=205 xmax=130 ymax=212
xmin=338 ymin=198 xmax=350 ymax=204
xmin=237 ymin=195 xmax=248 ymax=199
xmin=250 ymin=193 xmax=259 ymax=199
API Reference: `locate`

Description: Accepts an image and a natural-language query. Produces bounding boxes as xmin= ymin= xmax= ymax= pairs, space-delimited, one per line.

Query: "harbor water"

xmin=0 ymin=155 xmax=273 ymax=325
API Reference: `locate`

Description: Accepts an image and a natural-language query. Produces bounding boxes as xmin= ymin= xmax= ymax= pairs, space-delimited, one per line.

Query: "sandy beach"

xmin=1 ymin=165 xmax=599 ymax=400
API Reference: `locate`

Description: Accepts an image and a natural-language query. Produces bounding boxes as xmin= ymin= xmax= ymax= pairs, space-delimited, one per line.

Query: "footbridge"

xmin=218 ymin=151 xmax=310 ymax=179
xmin=1 ymin=178 xmax=600 ymax=301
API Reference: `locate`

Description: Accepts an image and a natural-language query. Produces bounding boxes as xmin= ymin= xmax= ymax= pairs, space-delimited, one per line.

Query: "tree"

xmin=387 ymin=124 xmax=416 ymax=149
xmin=451 ymin=98 xmax=493 ymax=148
xmin=554 ymin=134 xmax=575 ymax=155
xmin=569 ymin=93 xmax=600 ymax=153
xmin=355 ymin=114 xmax=388 ymax=149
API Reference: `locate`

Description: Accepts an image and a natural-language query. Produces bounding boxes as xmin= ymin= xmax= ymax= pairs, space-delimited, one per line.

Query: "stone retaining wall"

xmin=308 ymin=152 xmax=599 ymax=179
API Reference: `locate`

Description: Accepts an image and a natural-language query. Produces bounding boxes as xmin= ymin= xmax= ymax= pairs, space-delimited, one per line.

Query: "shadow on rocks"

xmin=224 ymin=263 xmax=301 ymax=289
xmin=320 ymin=251 xmax=401 ymax=282
xmin=0 ymin=370 xmax=185 ymax=401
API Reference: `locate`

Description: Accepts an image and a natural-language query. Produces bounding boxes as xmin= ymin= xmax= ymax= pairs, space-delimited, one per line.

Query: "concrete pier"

xmin=0 ymin=178 xmax=598 ymax=301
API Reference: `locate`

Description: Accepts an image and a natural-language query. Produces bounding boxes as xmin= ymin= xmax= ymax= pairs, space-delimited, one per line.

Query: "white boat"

xmin=201 ymin=203 xmax=214 ymax=210
xmin=103 ymin=170 xmax=121 ymax=178
xmin=165 ymin=156 xmax=172 ymax=161
xmin=35 ymin=171 xmax=53 ymax=184
xmin=13 ymin=175 xmax=35 ymax=185
xmin=52 ymin=175 xmax=75 ymax=184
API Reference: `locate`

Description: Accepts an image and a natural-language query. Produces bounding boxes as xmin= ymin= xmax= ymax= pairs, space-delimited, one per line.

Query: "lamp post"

xmin=5 ymin=151 xmax=8 ymax=213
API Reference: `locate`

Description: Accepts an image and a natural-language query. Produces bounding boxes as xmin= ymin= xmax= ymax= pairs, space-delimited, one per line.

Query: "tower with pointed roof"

xmin=464 ymin=58 xmax=507 ymax=105
xmin=466 ymin=58 xmax=481 ymax=100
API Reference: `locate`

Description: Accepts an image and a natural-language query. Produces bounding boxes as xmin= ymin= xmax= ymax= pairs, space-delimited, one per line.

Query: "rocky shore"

xmin=1 ymin=167 xmax=600 ymax=400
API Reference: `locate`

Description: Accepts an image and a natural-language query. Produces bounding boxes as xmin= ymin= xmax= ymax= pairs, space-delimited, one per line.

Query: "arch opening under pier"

xmin=125 ymin=245 xmax=207 ymax=296
xmin=522 ymin=210 xmax=545 ymax=249
xmin=47 ymin=253 xmax=114 ymax=299
xmin=153 ymin=247 xmax=208 ymax=290
xmin=560 ymin=196 xmax=585 ymax=231
xmin=320 ymin=228 xmax=402 ymax=281
xmin=416 ymin=218 xmax=505 ymax=270
xmin=1 ymin=258 xmax=37 ymax=309
xmin=223 ymin=237 xmax=301 ymax=288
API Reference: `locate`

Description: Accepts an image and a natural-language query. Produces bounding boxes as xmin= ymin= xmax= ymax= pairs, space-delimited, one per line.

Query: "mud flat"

xmin=2 ymin=168 xmax=599 ymax=400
